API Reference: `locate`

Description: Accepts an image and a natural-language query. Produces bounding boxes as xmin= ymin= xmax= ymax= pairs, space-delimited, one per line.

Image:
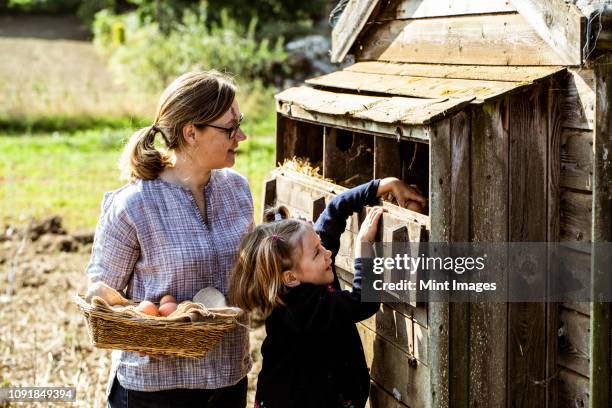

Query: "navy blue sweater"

xmin=255 ymin=180 xmax=381 ymax=408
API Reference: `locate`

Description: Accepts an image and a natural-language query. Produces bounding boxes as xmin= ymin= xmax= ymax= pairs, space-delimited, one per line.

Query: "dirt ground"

xmin=0 ymin=217 xmax=265 ymax=407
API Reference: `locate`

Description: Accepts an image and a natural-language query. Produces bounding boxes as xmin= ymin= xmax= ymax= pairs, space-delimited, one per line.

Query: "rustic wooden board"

xmin=367 ymin=381 xmax=410 ymax=408
xmin=276 ymin=86 xmax=473 ymax=127
xmin=339 ymin=277 xmax=429 ymax=365
xmin=558 ymin=368 xmax=589 ymax=407
xmin=547 ymin=76 xmax=563 ymax=408
xmin=378 ymin=0 xmax=515 ymax=20
xmin=306 ymin=70 xmax=527 ymax=103
xmin=330 ymin=0 xmax=380 ymax=63
xmin=428 ymin=119 xmax=451 ymax=407
xmin=323 ymin=128 xmax=374 ymax=187
xmin=275 ymin=114 xmax=323 ymax=165
xmin=563 ymin=68 xmax=595 ymax=130
xmin=560 ymin=190 xmax=592 ymax=243
xmin=510 ymin=0 xmax=584 ymax=65
xmin=562 ymin=302 xmax=590 ymax=316
xmin=507 ymin=87 xmax=548 ymax=407
xmin=357 ymin=321 xmax=432 ymax=408
xmin=469 ymin=100 xmax=509 ymax=407
xmin=277 ymin=106 xmax=431 ymax=142
xmin=449 ymin=110 xmax=471 ymax=408
xmin=345 ymin=61 xmax=565 ymax=83
xmin=561 ymin=128 xmax=594 ymax=191
xmin=373 ymin=136 xmax=402 ymax=179
xmin=357 ymin=13 xmax=564 ymax=66
xmin=558 ymin=307 xmax=590 ymax=377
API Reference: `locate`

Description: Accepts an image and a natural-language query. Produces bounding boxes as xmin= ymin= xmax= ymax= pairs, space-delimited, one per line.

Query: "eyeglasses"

xmin=196 ymin=113 xmax=244 ymax=140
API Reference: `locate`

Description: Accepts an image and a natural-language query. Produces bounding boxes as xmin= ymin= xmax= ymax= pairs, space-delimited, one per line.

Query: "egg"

xmin=405 ymin=200 xmax=424 ymax=214
xmin=158 ymin=302 xmax=178 ymax=317
xmin=160 ymin=294 xmax=177 ymax=305
xmin=136 ymin=300 xmax=159 ymax=317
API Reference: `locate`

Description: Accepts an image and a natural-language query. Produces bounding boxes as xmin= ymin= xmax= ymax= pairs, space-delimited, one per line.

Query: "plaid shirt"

xmin=85 ymin=168 xmax=254 ymax=395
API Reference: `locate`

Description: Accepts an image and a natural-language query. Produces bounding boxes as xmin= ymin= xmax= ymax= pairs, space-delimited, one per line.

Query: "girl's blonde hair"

xmin=119 ymin=70 xmax=237 ymax=181
xmin=229 ymin=206 xmax=307 ymax=318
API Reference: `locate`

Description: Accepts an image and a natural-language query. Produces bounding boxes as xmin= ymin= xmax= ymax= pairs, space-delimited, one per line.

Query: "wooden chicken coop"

xmin=264 ymin=1 xmax=612 ymax=407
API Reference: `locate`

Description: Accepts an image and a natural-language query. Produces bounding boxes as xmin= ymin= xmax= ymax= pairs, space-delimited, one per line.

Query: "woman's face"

xmin=191 ymin=99 xmax=247 ymax=169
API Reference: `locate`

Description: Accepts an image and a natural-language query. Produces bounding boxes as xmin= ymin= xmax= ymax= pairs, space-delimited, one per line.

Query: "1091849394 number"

xmin=0 ymin=387 xmax=76 ymax=402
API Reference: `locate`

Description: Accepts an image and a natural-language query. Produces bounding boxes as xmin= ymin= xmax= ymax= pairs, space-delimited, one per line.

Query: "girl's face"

xmin=291 ymin=225 xmax=334 ymax=286
xmin=190 ymin=99 xmax=247 ymax=169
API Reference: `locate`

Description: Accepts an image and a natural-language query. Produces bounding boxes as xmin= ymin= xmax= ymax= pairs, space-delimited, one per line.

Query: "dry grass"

xmin=0 ymin=223 xmax=265 ymax=407
xmin=0 ymin=37 xmax=154 ymax=122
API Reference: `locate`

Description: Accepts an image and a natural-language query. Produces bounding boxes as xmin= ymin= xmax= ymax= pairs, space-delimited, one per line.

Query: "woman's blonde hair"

xmin=229 ymin=206 xmax=307 ymax=318
xmin=119 ymin=70 xmax=237 ymax=181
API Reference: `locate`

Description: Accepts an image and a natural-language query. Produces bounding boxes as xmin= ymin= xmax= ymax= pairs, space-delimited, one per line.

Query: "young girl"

xmin=229 ymin=178 xmax=425 ymax=408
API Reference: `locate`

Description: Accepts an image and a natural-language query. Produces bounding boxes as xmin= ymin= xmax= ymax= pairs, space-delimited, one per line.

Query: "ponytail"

xmin=119 ymin=125 xmax=173 ymax=181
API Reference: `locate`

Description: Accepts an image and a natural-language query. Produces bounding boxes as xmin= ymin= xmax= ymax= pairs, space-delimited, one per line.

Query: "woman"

xmin=86 ymin=71 xmax=253 ymax=407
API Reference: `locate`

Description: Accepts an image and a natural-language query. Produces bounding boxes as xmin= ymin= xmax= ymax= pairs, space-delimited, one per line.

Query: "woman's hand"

xmin=378 ymin=177 xmax=427 ymax=210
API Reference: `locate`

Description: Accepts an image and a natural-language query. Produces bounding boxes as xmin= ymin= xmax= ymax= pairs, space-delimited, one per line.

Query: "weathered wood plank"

xmin=428 ymin=119 xmax=451 ymax=407
xmin=560 ymin=190 xmax=592 ymax=243
xmin=278 ymin=106 xmax=431 ymax=141
xmin=449 ymin=110 xmax=471 ymax=408
xmin=331 ymin=0 xmax=380 ymax=63
xmin=367 ymin=381 xmax=410 ymax=408
xmin=507 ymin=87 xmax=548 ymax=407
xmin=275 ymin=114 xmax=323 ymax=165
xmin=509 ymin=0 xmax=584 ymax=65
xmin=306 ymin=70 xmax=529 ymax=103
xmin=547 ymin=76 xmax=563 ymax=408
xmin=558 ymin=368 xmax=589 ymax=407
xmin=563 ymin=68 xmax=595 ymax=130
xmin=357 ymin=13 xmax=563 ymax=65
xmin=590 ymin=52 xmax=612 ymax=408
xmin=357 ymin=321 xmax=431 ymax=408
xmin=561 ymin=128 xmax=594 ymax=191
xmin=562 ymin=301 xmax=591 ymax=316
xmin=345 ymin=61 xmax=565 ymax=83
xmin=373 ymin=136 xmax=402 ymax=179
xmin=378 ymin=0 xmax=515 ymax=20
xmin=277 ymin=86 xmax=473 ymax=126
xmin=558 ymin=307 xmax=590 ymax=377
xmin=470 ymin=99 xmax=508 ymax=407
xmin=323 ymin=128 xmax=374 ymax=187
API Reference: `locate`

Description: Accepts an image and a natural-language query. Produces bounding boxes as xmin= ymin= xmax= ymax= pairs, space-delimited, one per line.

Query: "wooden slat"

xmin=276 ymin=86 xmax=473 ymax=126
xmin=323 ymin=127 xmax=374 ymax=187
xmin=368 ymin=381 xmax=410 ymax=408
xmin=560 ymin=190 xmax=592 ymax=243
xmin=510 ymin=0 xmax=584 ymax=65
xmin=275 ymin=114 xmax=323 ymax=165
xmin=357 ymin=322 xmax=431 ymax=407
xmin=562 ymin=301 xmax=590 ymax=316
xmin=331 ymin=0 xmax=380 ymax=63
xmin=373 ymin=136 xmax=402 ymax=179
xmin=357 ymin=13 xmax=564 ymax=66
xmin=470 ymin=99 xmax=509 ymax=407
xmin=558 ymin=307 xmax=590 ymax=377
xmin=345 ymin=61 xmax=565 ymax=83
xmin=428 ymin=119 xmax=451 ymax=407
xmin=558 ymin=368 xmax=589 ymax=407
xmin=449 ymin=110 xmax=471 ymax=407
xmin=378 ymin=0 xmax=515 ymax=20
xmin=507 ymin=87 xmax=548 ymax=407
xmin=563 ymin=68 xmax=595 ymax=130
xmin=547 ymin=76 xmax=563 ymax=408
xmin=307 ymin=70 xmax=530 ymax=103
xmin=561 ymin=128 xmax=594 ymax=191
xmin=338 ymin=279 xmax=429 ymax=365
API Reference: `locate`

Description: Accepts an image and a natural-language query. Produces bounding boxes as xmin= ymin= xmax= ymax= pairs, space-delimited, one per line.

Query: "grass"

xmin=0 ymin=118 xmax=276 ymax=231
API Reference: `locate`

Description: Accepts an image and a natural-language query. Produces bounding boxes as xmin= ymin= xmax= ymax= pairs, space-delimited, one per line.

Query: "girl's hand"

xmin=358 ymin=207 xmax=386 ymax=243
xmin=378 ymin=177 xmax=427 ymax=209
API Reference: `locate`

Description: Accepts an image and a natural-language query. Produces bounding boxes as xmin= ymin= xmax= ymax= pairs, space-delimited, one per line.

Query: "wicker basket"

xmin=72 ymin=295 xmax=242 ymax=358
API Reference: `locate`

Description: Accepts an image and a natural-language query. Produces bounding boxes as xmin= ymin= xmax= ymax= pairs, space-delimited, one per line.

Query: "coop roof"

xmin=275 ymin=62 xmax=564 ymax=141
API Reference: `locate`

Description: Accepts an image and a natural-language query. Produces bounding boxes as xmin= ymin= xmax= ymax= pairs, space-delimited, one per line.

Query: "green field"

xmin=0 ymin=122 xmax=275 ymax=231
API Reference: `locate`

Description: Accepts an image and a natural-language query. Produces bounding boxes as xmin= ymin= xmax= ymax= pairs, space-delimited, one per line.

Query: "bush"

xmin=93 ymin=8 xmax=288 ymax=93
